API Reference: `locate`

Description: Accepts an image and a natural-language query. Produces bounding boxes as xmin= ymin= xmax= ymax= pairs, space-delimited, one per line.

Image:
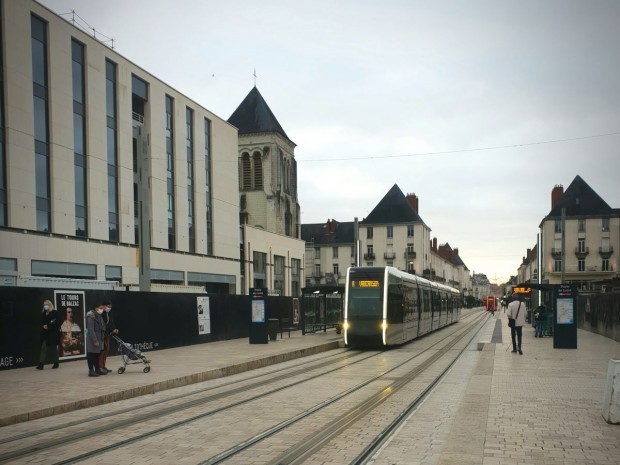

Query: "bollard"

xmin=602 ymin=359 xmax=620 ymax=424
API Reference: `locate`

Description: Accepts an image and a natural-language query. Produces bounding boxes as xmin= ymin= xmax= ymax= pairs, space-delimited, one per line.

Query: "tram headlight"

xmin=381 ymin=321 xmax=388 ymax=330
xmin=343 ymin=321 xmax=350 ymax=331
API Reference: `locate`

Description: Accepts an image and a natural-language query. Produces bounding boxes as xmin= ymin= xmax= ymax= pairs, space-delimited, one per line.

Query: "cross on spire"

xmin=253 ymin=68 xmax=257 ymax=87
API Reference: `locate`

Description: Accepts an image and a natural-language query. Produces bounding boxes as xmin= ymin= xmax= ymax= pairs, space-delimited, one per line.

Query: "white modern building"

xmin=0 ymin=0 xmax=242 ymax=293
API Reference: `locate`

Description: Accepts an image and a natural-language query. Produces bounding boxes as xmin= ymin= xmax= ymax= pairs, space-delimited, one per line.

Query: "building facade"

xmin=301 ymin=185 xmax=471 ymax=293
xmin=228 ymin=87 xmax=305 ymax=296
xmin=538 ymin=176 xmax=619 ymax=292
xmin=0 ymin=0 xmax=241 ymax=293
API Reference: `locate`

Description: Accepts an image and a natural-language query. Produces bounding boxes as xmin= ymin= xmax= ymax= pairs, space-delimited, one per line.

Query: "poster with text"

xmin=54 ymin=290 xmax=86 ymax=359
xmin=556 ymin=298 xmax=574 ymax=325
xmin=197 ymin=296 xmax=211 ymax=335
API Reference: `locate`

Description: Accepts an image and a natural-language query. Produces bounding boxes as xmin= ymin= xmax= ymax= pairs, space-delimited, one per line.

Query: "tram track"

xmin=1 ymin=310 xmax=486 ymax=465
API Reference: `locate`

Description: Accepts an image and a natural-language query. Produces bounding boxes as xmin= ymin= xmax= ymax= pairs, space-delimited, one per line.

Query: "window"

xmin=407 ymin=224 xmax=414 ymax=237
xmin=332 ymin=247 xmax=338 ymax=258
xmin=253 ymin=152 xmax=263 ymax=189
xmin=71 ymin=40 xmax=88 ymax=237
xmin=367 ymin=227 xmax=373 ymax=239
xmin=602 ymin=218 xmax=610 ymax=232
xmin=407 ymin=244 xmax=414 ymax=254
xmin=105 ymin=59 xmax=119 ymax=241
xmin=333 ymin=264 xmax=339 ymax=277
xmin=291 ymin=258 xmax=301 ymax=297
xmin=204 ymin=118 xmax=213 ymax=255
xmin=32 ymin=15 xmax=50 ymax=232
xmin=274 ymin=255 xmax=285 ymax=295
xmin=314 ymin=264 xmax=320 ymax=277
xmin=186 ymin=107 xmax=195 ymax=252
xmin=366 ymin=245 xmax=374 ymax=260
xmin=554 ymin=219 xmax=562 ymax=233
xmin=578 ymin=219 xmax=585 ymax=233
xmin=165 ymin=95 xmax=175 ymax=249
xmin=578 ymin=259 xmax=585 ymax=272
xmin=554 ymin=259 xmax=562 ymax=272
xmin=602 ymin=259 xmax=609 ymax=271
xmin=387 ymin=225 xmax=393 ymax=238
xmin=314 ymin=247 xmax=320 ymax=259
xmin=578 ymin=239 xmax=585 ymax=253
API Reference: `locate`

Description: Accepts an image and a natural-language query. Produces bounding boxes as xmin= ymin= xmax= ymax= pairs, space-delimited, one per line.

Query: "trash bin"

xmin=268 ymin=318 xmax=279 ymax=341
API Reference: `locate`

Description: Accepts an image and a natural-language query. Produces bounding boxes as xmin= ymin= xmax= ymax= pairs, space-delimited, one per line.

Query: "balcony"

xmin=404 ymin=250 xmax=416 ymax=259
xmin=599 ymin=246 xmax=614 ymax=259
xmin=574 ymin=246 xmax=589 ymax=259
xmin=551 ymin=248 xmax=562 ymax=259
xmin=384 ymin=251 xmax=396 ymax=259
xmin=364 ymin=253 xmax=376 ymax=260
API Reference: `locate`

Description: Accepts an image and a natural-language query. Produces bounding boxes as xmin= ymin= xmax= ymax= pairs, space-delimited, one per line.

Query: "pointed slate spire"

xmin=362 ymin=184 xmax=425 ymax=224
xmin=546 ymin=175 xmax=612 ymax=217
xmin=228 ymin=86 xmax=293 ymax=144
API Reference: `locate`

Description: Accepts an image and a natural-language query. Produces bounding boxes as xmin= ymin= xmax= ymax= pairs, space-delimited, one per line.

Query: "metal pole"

xmin=560 ymin=207 xmax=566 ymax=285
xmin=354 ymin=217 xmax=359 ymax=266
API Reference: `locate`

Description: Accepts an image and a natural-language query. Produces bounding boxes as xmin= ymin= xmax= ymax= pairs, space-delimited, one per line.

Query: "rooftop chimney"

xmin=551 ymin=184 xmax=564 ymax=210
xmin=406 ymin=193 xmax=419 ymax=214
xmin=432 ymin=237 xmax=437 ymax=251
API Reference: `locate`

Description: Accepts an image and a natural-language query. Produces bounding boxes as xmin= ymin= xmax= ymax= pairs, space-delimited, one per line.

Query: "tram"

xmin=343 ymin=266 xmax=462 ymax=347
xmin=485 ymin=296 xmax=497 ymax=312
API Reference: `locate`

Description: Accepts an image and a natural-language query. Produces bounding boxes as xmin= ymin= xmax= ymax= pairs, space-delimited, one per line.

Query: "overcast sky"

xmin=39 ymin=0 xmax=620 ymax=284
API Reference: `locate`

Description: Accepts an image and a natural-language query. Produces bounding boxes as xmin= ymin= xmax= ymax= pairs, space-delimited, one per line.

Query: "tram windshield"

xmin=347 ymin=278 xmax=383 ymax=317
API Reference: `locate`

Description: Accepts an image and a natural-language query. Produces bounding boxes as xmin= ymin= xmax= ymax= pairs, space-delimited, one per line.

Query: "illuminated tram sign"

xmin=512 ymin=287 xmax=531 ymax=294
xmin=351 ymin=280 xmax=380 ymax=288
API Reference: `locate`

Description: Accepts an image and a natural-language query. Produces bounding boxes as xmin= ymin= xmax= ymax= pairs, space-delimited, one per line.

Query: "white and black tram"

xmin=343 ymin=266 xmax=462 ymax=347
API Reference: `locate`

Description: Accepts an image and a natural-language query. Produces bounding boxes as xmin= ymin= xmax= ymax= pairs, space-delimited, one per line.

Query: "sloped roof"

xmin=301 ymin=221 xmax=356 ymax=245
xmin=438 ymin=242 xmax=469 ymax=270
xmin=545 ymin=175 xmax=613 ymax=218
xmin=361 ymin=184 xmax=424 ymax=224
xmin=227 ymin=86 xmax=293 ymax=144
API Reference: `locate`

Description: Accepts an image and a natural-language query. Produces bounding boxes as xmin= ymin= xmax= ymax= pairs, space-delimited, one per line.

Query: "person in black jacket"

xmin=98 ymin=301 xmax=119 ymax=373
xmin=36 ymin=299 xmax=60 ymax=370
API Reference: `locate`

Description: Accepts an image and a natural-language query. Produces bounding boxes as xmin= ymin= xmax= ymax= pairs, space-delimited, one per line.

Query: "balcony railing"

xmin=599 ymin=246 xmax=614 ymax=258
xmin=551 ymin=248 xmax=562 ymax=259
xmin=574 ymin=246 xmax=589 ymax=258
xmin=404 ymin=250 xmax=416 ymax=259
xmin=363 ymin=253 xmax=375 ymax=260
xmin=384 ymin=252 xmax=396 ymax=259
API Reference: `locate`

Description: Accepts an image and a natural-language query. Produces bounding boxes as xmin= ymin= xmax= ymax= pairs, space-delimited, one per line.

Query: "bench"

xmin=280 ymin=318 xmax=296 ymax=338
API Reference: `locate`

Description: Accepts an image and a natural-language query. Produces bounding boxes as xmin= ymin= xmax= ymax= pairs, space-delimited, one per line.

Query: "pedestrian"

xmin=534 ymin=304 xmax=546 ymax=338
xmin=507 ymin=294 xmax=526 ymax=355
xmin=86 ymin=301 xmax=107 ymax=377
xmin=36 ymin=299 xmax=60 ymax=370
xmin=98 ymin=300 xmax=119 ymax=373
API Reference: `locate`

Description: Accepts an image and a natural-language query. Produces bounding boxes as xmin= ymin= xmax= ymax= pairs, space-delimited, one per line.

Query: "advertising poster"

xmin=197 ymin=296 xmax=211 ymax=335
xmin=54 ymin=290 xmax=86 ymax=359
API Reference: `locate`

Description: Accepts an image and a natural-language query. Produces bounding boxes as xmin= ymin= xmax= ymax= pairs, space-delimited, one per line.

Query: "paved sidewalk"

xmin=1 ymin=311 xmax=618 ymax=465
xmin=0 ymin=329 xmax=341 ymax=426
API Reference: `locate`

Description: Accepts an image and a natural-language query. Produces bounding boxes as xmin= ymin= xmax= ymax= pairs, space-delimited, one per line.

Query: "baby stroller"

xmin=112 ymin=334 xmax=151 ymax=373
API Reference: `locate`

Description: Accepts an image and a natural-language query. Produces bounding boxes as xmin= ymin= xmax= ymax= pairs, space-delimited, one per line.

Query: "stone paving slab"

xmin=0 ymin=330 xmax=341 ymax=426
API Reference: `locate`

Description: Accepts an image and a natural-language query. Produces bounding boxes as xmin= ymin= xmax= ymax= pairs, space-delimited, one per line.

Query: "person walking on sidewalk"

xmin=86 ymin=302 xmax=107 ymax=377
xmin=98 ymin=301 xmax=119 ymax=373
xmin=36 ymin=299 xmax=60 ymax=370
xmin=507 ymin=294 xmax=526 ymax=355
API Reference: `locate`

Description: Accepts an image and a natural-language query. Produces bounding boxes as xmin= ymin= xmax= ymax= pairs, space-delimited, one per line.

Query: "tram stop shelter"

xmin=514 ymin=282 xmax=578 ymax=349
xmin=300 ymin=286 xmax=344 ymax=334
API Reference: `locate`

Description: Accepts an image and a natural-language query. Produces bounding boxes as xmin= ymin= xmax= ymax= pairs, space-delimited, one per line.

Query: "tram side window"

xmin=422 ymin=289 xmax=430 ymax=315
xmin=388 ymin=281 xmax=403 ymax=321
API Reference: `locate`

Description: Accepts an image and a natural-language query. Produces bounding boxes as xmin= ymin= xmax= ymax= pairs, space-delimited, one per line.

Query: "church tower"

xmin=228 ymin=87 xmax=300 ymax=238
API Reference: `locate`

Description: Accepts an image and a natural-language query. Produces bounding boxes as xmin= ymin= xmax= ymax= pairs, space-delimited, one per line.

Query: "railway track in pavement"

xmin=0 ymin=309 xmax=487 ymax=465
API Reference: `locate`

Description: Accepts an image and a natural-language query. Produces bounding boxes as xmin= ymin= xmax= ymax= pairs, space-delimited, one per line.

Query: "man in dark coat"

xmin=36 ymin=299 xmax=60 ymax=369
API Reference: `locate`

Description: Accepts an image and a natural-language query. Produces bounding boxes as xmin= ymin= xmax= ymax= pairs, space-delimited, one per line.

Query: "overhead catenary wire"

xmin=299 ymin=131 xmax=620 ymax=162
